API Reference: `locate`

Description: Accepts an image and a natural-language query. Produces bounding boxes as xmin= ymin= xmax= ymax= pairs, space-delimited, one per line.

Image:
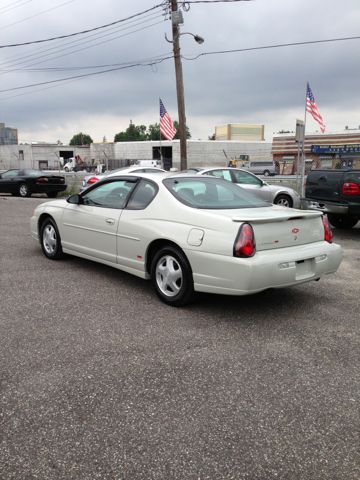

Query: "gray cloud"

xmin=1 ymin=0 xmax=360 ymax=143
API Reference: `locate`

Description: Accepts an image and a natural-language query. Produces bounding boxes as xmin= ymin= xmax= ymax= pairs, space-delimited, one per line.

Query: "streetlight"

xmin=165 ymin=2 xmax=204 ymax=171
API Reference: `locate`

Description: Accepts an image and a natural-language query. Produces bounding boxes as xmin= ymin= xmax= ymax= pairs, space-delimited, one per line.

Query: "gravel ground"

xmin=1 ymin=195 xmax=359 ymax=480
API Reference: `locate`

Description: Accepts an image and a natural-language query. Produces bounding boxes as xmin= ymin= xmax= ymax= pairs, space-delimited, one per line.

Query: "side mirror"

xmin=67 ymin=194 xmax=81 ymax=204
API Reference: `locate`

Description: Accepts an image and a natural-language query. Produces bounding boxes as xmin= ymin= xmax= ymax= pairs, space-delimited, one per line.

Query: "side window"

xmin=2 ymin=170 xmax=19 ymax=178
xmin=82 ymin=180 xmax=133 ymax=208
xmin=233 ymin=170 xmax=262 ymax=185
xmin=204 ymin=170 xmax=232 ymax=181
xmin=127 ymin=180 xmax=157 ymax=210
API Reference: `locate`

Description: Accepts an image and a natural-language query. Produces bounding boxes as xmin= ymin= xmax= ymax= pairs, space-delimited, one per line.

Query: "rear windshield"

xmin=163 ymin=177 xmax=269 ymax=209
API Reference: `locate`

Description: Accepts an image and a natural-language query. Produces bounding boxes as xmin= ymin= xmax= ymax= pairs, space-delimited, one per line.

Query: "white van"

xmin=241 ymin=161 xmax=279 ymax=176
xmin=133 ymin=160 xmax=162 ymax=168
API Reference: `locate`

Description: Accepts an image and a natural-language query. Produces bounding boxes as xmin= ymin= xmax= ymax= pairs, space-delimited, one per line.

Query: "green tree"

xmin=69 ymin=132 xmax=93 ymax=145
xmin=114 ymin=121 xmax=148 ymax=142
xmin=208 ymin=133 xmax=215 ymax=140
xmin=173 ymin=121 xmax=191 ymax=140
xmin=146 ymin=122 xmax=191 ymax=141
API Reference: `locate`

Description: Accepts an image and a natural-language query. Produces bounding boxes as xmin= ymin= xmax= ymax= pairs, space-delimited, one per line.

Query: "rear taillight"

xmin=234 ymin=223 xmax=256 ymax=258
xmin=37 ymin=178 xmax=49 ymax=182
xmin=342 ymin=182 xmax=360 ymax=195
xmin=323 ymin=216 xmax=333 ymax=243
xmin=87 ymin=177 xmax=99 ymax=185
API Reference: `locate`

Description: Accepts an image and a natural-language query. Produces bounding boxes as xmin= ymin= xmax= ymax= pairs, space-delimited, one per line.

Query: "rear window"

xmin=163 ymin=177 xmax=269 ymax=209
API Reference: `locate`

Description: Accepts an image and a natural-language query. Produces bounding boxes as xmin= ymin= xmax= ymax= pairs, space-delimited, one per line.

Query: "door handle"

xmin=106 ymin=218 xmax=115 ymax=225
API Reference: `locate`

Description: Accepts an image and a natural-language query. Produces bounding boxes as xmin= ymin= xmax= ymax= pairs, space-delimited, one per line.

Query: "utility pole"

xmin=171 ymin=0 xmax=187 ymax=170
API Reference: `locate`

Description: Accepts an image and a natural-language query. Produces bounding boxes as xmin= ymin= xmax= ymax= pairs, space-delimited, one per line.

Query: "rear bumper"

xmin=300 ymin=198 xmax=349 ymax=214
xmin=33 ymin=184 xmax=67 ymax=194
xmin=187 ymin=241 xmax=343 ymax=295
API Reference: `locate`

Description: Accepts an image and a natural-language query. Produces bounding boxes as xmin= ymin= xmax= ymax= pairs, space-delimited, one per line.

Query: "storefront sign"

xmin=311 ymin=144 xmax=360 ymax=154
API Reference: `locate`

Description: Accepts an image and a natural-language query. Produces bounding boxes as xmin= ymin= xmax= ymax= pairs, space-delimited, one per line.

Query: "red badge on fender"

xmin=292 ymin=228 xmax=299 ymax=233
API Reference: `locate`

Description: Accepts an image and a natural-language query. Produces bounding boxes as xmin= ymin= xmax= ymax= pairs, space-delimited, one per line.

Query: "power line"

xmin=0 ymin=0 xmax=75 ymax=30
xmin=0 ymin=10 xmax=163 ymax=67
xmin=182 ymin=36 xmax=360 ymax=61
xmin=0 ymin=15 xmax=165 ymax=74
xmin=0 ymin=3 xmax=165 ymax=48
xmin=1 ymin=35 xmax=358 ymax=98
xmin=0 ymin=0 xmax=33 ymax=14
xmin=0 ymin=55 xmax=174 ymax=95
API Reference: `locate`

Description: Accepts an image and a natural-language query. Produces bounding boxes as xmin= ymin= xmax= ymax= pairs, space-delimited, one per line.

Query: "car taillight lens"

xmin=87 ymin=177 xmax=99 ymax=185
xmin=37 ymin=178 xmax=49 ymax=182
xmin=323 ymin=216 xmax=332 ymax=243
xmin=342 ymin=182 xmax=360 ymax=195
xmin=234 ymin=223 xmax=256 ymax=257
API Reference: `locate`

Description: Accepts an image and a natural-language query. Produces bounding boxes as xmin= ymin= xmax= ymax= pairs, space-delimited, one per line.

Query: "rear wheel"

xmin=263 ymin=170 xmax=270 ymax=176
xmin=151 ymin=246 xmax=196 ymax=306
xmin=274 ymin=194 xmax=292 ymax=208
xmin=40 ymin=218 xmax=64 ymax=260
xmin=18 ymin=183 xmax=31 ymax=197
xmin=46 ymin=191 xmax=58 ymax=198
xmin=327 ymin=213 xmax=358 ymax=229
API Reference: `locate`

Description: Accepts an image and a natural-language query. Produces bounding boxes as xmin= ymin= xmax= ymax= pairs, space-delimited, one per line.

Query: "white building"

xmin=0 ymin=144 xmax=90 ymax=170
xmin=90 ymin=140 xmax=272 ymax=171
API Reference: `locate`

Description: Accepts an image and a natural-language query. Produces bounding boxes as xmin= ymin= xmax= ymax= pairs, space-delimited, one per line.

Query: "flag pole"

xmin=159 ymin=98 xmax=162 ymax=168
xmin=300 ymin=82 xmax=308 ymax=197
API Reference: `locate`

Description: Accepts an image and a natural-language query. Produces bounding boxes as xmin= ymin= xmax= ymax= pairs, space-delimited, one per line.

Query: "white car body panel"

xmin=30 ymin=173 xmax=342 ymax=298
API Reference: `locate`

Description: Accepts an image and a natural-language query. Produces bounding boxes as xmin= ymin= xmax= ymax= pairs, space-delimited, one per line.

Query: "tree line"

xmin=69 ymin=120 xmax=192 ymax=145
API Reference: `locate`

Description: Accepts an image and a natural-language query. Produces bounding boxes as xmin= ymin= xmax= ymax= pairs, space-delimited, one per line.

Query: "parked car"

xmin=301 ymin=169 xmax=360 ymax=229
xmin=181 ymin=167 xmax=300 ymax=208
xmin=80 ymin=166 xmax=167 ymax=192
xmin=31 ymin=173 xmax=342 ymax=306
xmin=0 ymin=168 xmax=66 ymax=198
xmin=241 ymin=160 xmax=279 ymax=176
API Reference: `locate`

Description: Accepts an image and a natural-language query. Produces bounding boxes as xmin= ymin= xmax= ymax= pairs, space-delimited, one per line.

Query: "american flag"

xmin=306 ymin=83 xmax=325 ymax=133
xmin=160 ymin=99 xmax=177 ymax=141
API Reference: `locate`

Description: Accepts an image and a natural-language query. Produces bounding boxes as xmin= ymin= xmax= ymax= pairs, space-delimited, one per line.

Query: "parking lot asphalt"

xmin=1 ymin=194 xmax=359 ymax=480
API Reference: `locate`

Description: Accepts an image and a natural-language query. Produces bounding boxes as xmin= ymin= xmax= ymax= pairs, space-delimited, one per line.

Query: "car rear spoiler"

xmin=232 ymin=210 xmax=322 ymax=224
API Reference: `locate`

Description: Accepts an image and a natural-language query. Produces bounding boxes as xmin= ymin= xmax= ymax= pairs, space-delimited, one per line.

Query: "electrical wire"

xmin=0 ymin=3 xmax=165 ymax=48
xmin=0 ymin=15 xmax=165 ymax=74
xmin=1 ymin=35 xmax=359 ymax=98
xmin=0 ymin=0 xmax=33 ymax=14
xmin=181 ymin=36 xmax=360 ymax=61
xmin=0 ymin=54 xmax=174 ymax=95
xmin=0 ymin=11 xmax=163 ymax=68
xmin=0 ymin=0 xmax=75 ymax=30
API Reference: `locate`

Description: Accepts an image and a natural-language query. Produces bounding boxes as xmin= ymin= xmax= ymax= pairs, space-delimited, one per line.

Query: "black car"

xmin=0 ymin=168 xmax=67 ymax=198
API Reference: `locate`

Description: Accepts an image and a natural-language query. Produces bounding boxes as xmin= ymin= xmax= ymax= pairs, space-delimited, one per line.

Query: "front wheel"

xmin=64 ymin=167 xmax=69 ymax=172
xmin=46 ymin=191 xmax=58 ymax=198
xmin=327 ymin=213 xmax=358 ymax=229
xmin=151 ymin=246 xmax=197 ymax=306
xmin=18 ymin=183 xmax=31 ymax=197
xmin=274 ymin=194 xmax=292 ymax=208
xmin=40 ymin=218 xmax=64 ymax=260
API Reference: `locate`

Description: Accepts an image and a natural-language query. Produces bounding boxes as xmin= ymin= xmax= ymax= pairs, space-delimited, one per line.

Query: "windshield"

xmin=163 ymin=177 xmax=269 ymax=209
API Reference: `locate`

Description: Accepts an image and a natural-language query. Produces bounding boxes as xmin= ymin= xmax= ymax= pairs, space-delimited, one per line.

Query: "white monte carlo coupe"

xmin=30 ymin=173 xmax=343 ymax=306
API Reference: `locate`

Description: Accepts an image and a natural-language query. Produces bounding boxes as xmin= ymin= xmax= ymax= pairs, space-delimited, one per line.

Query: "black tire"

xmin=327 ymin=213 xmax=358 ymax=229
xmin=151 ymin=246 xmax=197 ymax=306
xmin=86 ymin=167 xmax=91 ymax=173
xmin=40 ymin=218 xmax=64 ymax=260
xmin=274 ymin=194 xmax=292 ymax=208
xmin=18 ymin=183 xmax=31 ymax=197
xmin=263 ymin=170 xmax=270 ymax=176
xmin=46 ymin=191 xmax=58 ymax=198
xmin=64 ymin=167 xmax=69 ymax=172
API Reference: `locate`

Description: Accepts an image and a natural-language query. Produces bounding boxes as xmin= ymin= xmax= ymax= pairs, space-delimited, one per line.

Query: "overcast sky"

xmin=1 ymin=0 xmax=360 ymax=144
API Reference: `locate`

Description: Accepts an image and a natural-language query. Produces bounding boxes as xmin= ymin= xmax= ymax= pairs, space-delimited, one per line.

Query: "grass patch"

xmin=58 ymin=177 xmax=80 ymax=197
